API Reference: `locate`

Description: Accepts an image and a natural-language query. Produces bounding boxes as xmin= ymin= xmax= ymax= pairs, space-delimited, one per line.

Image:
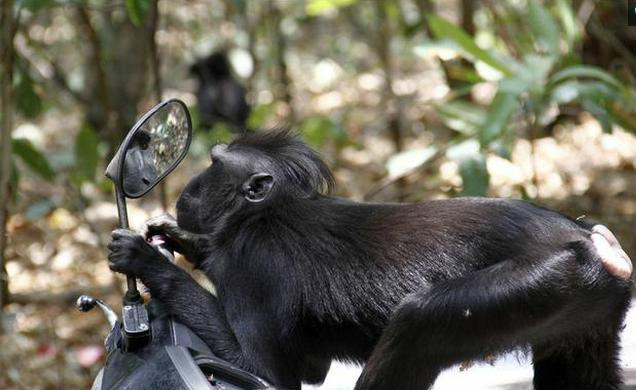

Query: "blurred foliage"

xmin=125 ymin=0 xmax=151 ymax=26
xmin=425 ymin=1 xmax=636 ymax=195
xmin=12 ymin=138 xmax=54 ymax=182
xmin=72 ymin=125 xmax=100 ymax=185
xmin=306 ymin=0 xmax=358 ymax=16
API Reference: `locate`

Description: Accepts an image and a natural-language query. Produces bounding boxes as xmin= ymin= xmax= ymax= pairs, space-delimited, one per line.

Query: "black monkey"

xmin=108 ymin=130 xmax=633 ymax=390
xmin=190 ymin=51 xmax=250 ymax=131
xmin=121 ymin=130 xmax=157 ymax=195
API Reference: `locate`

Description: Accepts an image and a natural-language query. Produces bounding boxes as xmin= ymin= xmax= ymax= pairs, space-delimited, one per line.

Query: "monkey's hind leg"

xmin=355 ymin=248 xmax=631 ymax=390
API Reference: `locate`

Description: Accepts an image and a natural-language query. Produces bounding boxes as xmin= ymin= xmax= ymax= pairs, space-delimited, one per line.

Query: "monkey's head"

xmin=176 ymin=130 xmax=334 ymax=234
xmin=190 ymin=51 xmax=232 ymax=82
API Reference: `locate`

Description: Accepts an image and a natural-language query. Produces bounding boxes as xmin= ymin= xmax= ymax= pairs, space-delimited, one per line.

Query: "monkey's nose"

xmin=211 ymin=144 xmax=228 ymax=158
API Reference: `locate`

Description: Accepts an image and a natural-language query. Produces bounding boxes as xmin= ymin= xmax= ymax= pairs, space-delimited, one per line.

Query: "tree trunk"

xmin=269 ymin=0 xmax=294 ymax=121
xmin=79 ymin=4 xmax=152 ymax=157
xmin=376 ymin=0 xmax=406 ymax=199
xmin=147 ymin=0 xmax=168 ymax=210
xmin=0 ymin=0 xmax=17 ymax=329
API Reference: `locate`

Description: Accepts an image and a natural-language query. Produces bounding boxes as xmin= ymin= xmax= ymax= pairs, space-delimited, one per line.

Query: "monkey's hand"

xmin=107 ymin=229 xmax=168 ymax=277
xmin=145 ymin=214 xmax=208 ymax=264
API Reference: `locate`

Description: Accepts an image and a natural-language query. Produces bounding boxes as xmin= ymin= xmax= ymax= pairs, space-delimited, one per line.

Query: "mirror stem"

xmin=115 ymin=186 xmax=140 ymax=300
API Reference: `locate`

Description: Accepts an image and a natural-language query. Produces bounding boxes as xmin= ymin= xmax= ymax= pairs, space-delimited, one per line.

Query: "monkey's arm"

xmin=107 ymin=229 xmax=241 ymax=361
xmin=107 ymin=229 xmax=300 ymax=388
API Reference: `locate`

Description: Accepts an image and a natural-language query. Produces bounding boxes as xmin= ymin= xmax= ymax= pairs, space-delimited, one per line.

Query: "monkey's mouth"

xmin=176 ymin=195 xmax=208 ymax=235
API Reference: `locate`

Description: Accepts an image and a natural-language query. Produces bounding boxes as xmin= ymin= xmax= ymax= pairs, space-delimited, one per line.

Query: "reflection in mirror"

xmin=122 ymin=101 xmax=190 ymax=197
xmin=122 ymin=130 xmax=157 ymax=196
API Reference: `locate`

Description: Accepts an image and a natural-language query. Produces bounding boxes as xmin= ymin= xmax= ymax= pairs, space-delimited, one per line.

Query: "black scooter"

xmin=76 ymin=99 xmax=274 ymax=390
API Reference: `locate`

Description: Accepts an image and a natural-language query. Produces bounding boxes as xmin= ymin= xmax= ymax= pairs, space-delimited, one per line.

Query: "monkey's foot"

xmin=591 ymin=224 xmax=633 ymax=280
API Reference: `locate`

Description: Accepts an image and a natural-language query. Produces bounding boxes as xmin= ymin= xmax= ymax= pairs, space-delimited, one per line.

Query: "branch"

xmin=147 ymin=0 xmax=162 ymax=103
xmin=76 ymin=5 xmax=111 ymax=121
xmin=0 ymin=0 xmax=18 ymax=315
xmin=576 ymin=0 xmax=596 ymax=27
xmin=146 ymin=0 xmax=168 ymax=210
xmin=244 ymin=2 xmax=263 ymax=91
xmin=587 ymin=17 xmax=636 ymax=71
xmin=373 ymin=0 xmax=408 ymax=199
xmin=481 ymin=0 xmax=520 ymax=57
xmin=269 ymin=0 xmax=294 ymax=120
xmin=14 ymin=37 xmax=88 ymax=104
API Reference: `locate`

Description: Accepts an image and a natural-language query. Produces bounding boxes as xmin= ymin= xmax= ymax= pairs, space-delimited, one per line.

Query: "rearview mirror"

xmin=106 ymin=99 xmax=192 ymax=198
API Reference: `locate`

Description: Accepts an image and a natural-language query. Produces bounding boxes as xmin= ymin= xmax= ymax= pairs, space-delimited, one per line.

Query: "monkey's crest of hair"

xmin=231 ymin=129 xmax=335 ymax=197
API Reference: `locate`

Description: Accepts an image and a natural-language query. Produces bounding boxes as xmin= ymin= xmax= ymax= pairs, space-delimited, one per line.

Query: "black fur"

xmin=108 ymin=129 xmax=632 ymax=390
xmin=190 ymin=51 xmax=250 ymax=131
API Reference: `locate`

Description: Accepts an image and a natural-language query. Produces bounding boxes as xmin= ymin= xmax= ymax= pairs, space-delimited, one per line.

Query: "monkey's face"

xmin=176 ymin=143 xmax=275 ymax=234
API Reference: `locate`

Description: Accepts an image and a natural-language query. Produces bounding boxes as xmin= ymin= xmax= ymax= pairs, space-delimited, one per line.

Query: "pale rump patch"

xmin=591 ymin=224 xmax=633 ymax=280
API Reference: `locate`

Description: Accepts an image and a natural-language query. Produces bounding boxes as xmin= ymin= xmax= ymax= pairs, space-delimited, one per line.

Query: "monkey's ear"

xmin=242 ymin=173 xmax=274 ymax=203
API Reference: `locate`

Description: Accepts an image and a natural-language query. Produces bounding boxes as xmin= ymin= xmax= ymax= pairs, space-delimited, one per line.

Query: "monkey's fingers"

xmin=146 ymin=214 xmax=179 ymax=236
xmin=590 ymin=226 xmax=633 ymax=280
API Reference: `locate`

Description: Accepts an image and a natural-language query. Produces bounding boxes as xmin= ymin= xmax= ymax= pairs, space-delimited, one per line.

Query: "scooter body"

xmin=89 ymin=300 xmax=269 ymax=390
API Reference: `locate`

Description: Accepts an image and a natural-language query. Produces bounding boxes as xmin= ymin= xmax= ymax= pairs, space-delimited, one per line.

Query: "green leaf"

xmin=306 ymin=0 xmax=357 ymax=16
xmin=210 ymin=123 xmax=234 ymax=143
xmin=426 ymin=14 xmax=513 ymax=76
xmin=25 ymin=198 xmax=58 ymax=221
xmin=556 ymin=0 xmax=578 ymax=48
xmin=300 ymin=116 xmax=347 ymax=147
xmin=459 ymin=154 xmax=489 ymax=197
xmin=581 ymin=100 xmax=612 ymax=133
xmin=18 ymin=0 xmax=54 ymax=12
xmin=490 ymin=140 xmax=512 ymax=160
xmin=607 ymin=105 xmax=636 ymax=135
xmin=435 ymin=100 xmax=486 ymax=135
xmin=528 ymin=0 xmax=561 ymax=56
xmin=12 ymin=138 xmax=55 ymax=181
xmin=301 ymin=116 xmax=332 ymax=147
xmin=247 ymin=104 xmax=273 ymax=129
xmin=549 ymin=80 xmax=630 ymax=134
xmin=479 ymin=91 xmax=518 ymax=146
xmin=448 ymin=141 xmax=490 ymax=196
xmin=499 ymin=54 xmax=553 ymax=95
xmin=15 ymin=71 xmax=44 ymax=119
xmin=73 ymin=125 xmax=100 ymax=184
xmin=550 ymin=80 xmax=615 ymax=104
xmin=386 ymin=147 xmax=437 ymax=179
xmin=125 ymin=0 xmax=150 ymax=26
xmin=549 ymin=65 xmax=622 ymax=90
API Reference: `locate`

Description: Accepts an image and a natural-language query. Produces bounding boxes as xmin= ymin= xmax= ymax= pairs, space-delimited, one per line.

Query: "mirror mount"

xmin=104 ymin=98 xmax=192 ymax=351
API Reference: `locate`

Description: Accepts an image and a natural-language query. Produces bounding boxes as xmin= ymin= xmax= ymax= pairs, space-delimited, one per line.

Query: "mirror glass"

xmin=122 ymin=101 xmax=191 ymax=197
